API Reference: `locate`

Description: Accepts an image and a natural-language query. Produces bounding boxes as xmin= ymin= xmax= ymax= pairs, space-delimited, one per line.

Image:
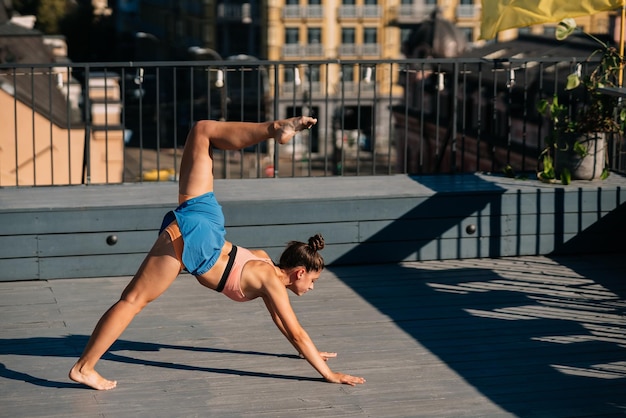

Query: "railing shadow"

xmin=328 ymin=175 xmax=626 ymax=416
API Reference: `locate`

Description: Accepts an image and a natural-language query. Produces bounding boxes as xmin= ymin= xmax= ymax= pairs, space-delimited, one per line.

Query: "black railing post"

xmin=451 ymin=61 xmax=459 ymax=174
xmin=82 ymin=66 xmax=91 ymax=185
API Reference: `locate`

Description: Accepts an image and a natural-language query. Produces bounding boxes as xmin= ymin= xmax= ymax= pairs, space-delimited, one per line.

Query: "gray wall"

xmin=1 ymin=174 xmax=625 ymax=281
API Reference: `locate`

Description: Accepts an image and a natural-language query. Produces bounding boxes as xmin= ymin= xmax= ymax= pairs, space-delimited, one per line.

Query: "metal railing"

xmin=1 ymin=57 xmax=625 ymax=187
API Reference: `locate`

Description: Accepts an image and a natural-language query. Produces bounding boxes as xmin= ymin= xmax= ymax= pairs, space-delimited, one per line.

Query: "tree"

xmin=36 ymin=0 xmax=67 ymax=34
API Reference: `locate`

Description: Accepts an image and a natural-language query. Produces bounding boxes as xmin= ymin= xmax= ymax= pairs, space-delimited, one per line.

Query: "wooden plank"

xmin=0 ymin=235 xmax=37 ymax=258
xmin=38 ymin=253 xmax=145 ymax=280
xmin=359 ymin=213 xmax=605 ymax=243
xmin=0 ymin=257 xmax=39 ymax=281
xmin=0 ymin=182 xmax=178 ymax=210
xmin=0 ymin=207 xmax=169 ymax=235
xmin=36 ymin=230 xmax=155 ymax=257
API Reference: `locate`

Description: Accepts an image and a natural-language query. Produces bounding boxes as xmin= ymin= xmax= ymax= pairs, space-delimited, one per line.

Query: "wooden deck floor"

xmin=0 ymin=254 xmax=624 ymax=417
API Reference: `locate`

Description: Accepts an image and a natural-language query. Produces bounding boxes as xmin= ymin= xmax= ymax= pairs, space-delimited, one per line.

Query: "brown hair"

xmin=278 ymin=233 xmax=325 ymax=272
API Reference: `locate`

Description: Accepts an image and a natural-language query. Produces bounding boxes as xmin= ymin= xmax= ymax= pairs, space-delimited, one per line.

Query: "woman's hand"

xmin=325 ymin=371 xmax=366 ymax=386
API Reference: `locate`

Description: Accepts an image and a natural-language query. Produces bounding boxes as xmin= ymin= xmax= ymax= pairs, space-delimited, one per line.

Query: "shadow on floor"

xmin=329 ymin=174 xmax=626 ymax=416
xmin=0 ymin=334 xmax=312 ymax=389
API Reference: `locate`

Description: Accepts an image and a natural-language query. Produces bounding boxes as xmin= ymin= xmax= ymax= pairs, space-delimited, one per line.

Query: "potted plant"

xmin=537 ymin=18 xmax=625 ymax=184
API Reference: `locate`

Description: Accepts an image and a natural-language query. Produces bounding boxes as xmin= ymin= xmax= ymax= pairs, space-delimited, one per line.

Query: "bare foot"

xmin=69 ymin=363 xmax=117 ymax=390
xmin=273 ymin=116 xmax=317 ymax=144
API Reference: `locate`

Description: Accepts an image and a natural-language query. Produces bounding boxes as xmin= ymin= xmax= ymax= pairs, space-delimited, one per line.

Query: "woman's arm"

xmin=262 ymin=296 xmax=301 ymax=354
xmin=261 ymin=277 xmax=365 ymax=386
xmin=263 ymin=297 xmax=337 ymax=360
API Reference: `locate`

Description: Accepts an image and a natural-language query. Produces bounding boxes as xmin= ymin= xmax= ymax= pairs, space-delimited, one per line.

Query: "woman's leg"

xmin=69 ymin=232 xmax=182 ymax=390
xmin=178 ymin=116 xmax=317 ymax=200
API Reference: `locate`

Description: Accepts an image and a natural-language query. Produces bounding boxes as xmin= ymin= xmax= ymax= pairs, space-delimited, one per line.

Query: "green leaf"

xmin=565 ymin=73 xmax=581 ymax=90
xmin=560 ymin=168 xmax=571 ymax=185
xmin=556 ymin=18 xmax=577 ymax=40
xmin=601 ymin=168 xmax=610 ymax=180
xmin=542 ymin=154 xmax=555 ymax=179
xmin=572 ymin=141 xmax=588 ymax=157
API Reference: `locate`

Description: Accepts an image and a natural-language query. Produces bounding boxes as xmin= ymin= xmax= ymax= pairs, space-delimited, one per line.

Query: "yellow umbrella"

xmin=480 ymin=0 xmax=626 ymax=86
xmin=480 ymin=0 xmax=625 ymax=40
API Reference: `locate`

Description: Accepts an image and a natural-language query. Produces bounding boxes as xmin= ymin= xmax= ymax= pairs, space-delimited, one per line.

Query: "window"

xmin=459 ymin=27 xmax=474 ymax=42
xmin=341 ymin=27 xmax=356 ymax=44
xmin=364 ymin=0 xmax=377 ymax=4
xmin=285 ymin=27 xmax=299 ymax=44
xmin=363 ymin=28 xmax=377 ymax=44
xmin=401 ymin=0 xmax=412 ymax=4
xmin=342 ymin=0 xmax=355 ymax=4
xmin=308 ymin=28 xmax=321 ymax=44
xmin=308 ymin=65 xmax=321 ymax=82
xmin=401 ymin=28 xmax=412 ymax=43
xmin=284 ymin=66 xmax=296 ymax=82
xmin=342 ymin=64 xmax=354 ymax=82
xmin=459 ymin=0 xmax=474 ymax=4
xmin=286 ymin=0 xmax=299 ymax=4
xmin=308 ymin=0 xmax=321 ymax=4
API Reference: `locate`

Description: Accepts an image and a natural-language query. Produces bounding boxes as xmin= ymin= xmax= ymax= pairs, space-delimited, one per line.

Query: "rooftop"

xmin=0 ymin=253 xmax=624 ymax=417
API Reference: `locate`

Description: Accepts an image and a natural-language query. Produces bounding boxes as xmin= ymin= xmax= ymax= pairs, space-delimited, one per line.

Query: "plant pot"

xmin=555 ymin=132 xmax=606 ymax=180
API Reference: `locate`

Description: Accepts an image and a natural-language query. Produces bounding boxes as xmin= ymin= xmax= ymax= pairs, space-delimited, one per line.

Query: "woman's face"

xmin=289 ymin=268 xmax=321 ymax=296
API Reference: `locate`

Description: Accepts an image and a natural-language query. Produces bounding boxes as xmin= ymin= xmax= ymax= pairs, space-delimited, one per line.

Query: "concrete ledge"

xmin=1 ymin=173 xmax=625 ymax=280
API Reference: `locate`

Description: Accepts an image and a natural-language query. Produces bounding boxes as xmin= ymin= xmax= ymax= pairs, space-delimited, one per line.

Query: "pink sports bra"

xmin=218 ymin=246 xmax=273 ymax=302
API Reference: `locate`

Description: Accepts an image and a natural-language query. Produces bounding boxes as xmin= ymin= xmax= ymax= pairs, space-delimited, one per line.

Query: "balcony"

xmin=217 ymin=2 xmax=253 ymax=22
xmin=338 ymin=5 xmax=382 ymax=19
xmin=361 ymin=43 xmax=381 ymax=56
xmin=305 ymin=43 xmax=324 ymax=57
xmin=338 ymin=5 xmax=358 ymax=19
xmin=390 ymin=3 xmax=437 ymax=24
xmin=282 ymin=43 xmax=301 ymax=57
xmin=282 ymin=4 xmax=301 ymax=18
xmin=338 ymin=43 xmax=358 ymax=56
xmin=362 ymin=5 xmax=382 ymax=18
xmin=456 ymin=4 xmax=481 ymax=19
xmin=337 ymin=44 xmax=381 ymax=57
xmin=282 ymin=4 xmax=324 ymax=19
xmin=281 ymin=44 xmax=324 ymax=58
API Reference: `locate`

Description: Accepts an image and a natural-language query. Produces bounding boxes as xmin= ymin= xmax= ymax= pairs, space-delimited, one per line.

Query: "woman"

xmin=69 ymin=116 xmax=366 ymax=390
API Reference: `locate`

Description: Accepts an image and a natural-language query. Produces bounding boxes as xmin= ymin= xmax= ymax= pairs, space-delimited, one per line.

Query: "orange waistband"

xmin=164 ymin=220 xmax=184 ymax=268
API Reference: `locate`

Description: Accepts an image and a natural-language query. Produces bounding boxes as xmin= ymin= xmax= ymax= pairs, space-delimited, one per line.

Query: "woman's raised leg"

xmin=178 ymin=116 xmax=317 ymax=200
xmin=69 ymin=232 xmax=182 ymax=390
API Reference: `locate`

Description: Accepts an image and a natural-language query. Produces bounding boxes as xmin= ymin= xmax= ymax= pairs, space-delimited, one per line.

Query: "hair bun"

xmin=308 ymin=234 xmax=325 ymax=252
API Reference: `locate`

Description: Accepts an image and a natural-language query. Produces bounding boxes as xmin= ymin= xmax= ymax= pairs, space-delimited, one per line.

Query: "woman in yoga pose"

xmin=69 ymin=116 xmax=366 ymax=390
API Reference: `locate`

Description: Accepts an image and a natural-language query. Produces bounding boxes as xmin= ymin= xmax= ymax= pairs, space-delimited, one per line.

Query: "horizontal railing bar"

xmin=0 ymin=56 xmax=598 ymax=71
xmin=1 ymin=56 xmax=623 ymax=187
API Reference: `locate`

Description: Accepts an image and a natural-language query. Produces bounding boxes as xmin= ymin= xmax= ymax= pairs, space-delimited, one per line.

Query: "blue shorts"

xmin=159 ymin=192 xmax=226 ymax=276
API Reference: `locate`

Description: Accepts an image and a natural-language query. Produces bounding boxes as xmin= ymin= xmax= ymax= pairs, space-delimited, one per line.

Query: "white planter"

xmin=555 ymin=132 xmax=606 ymax=180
